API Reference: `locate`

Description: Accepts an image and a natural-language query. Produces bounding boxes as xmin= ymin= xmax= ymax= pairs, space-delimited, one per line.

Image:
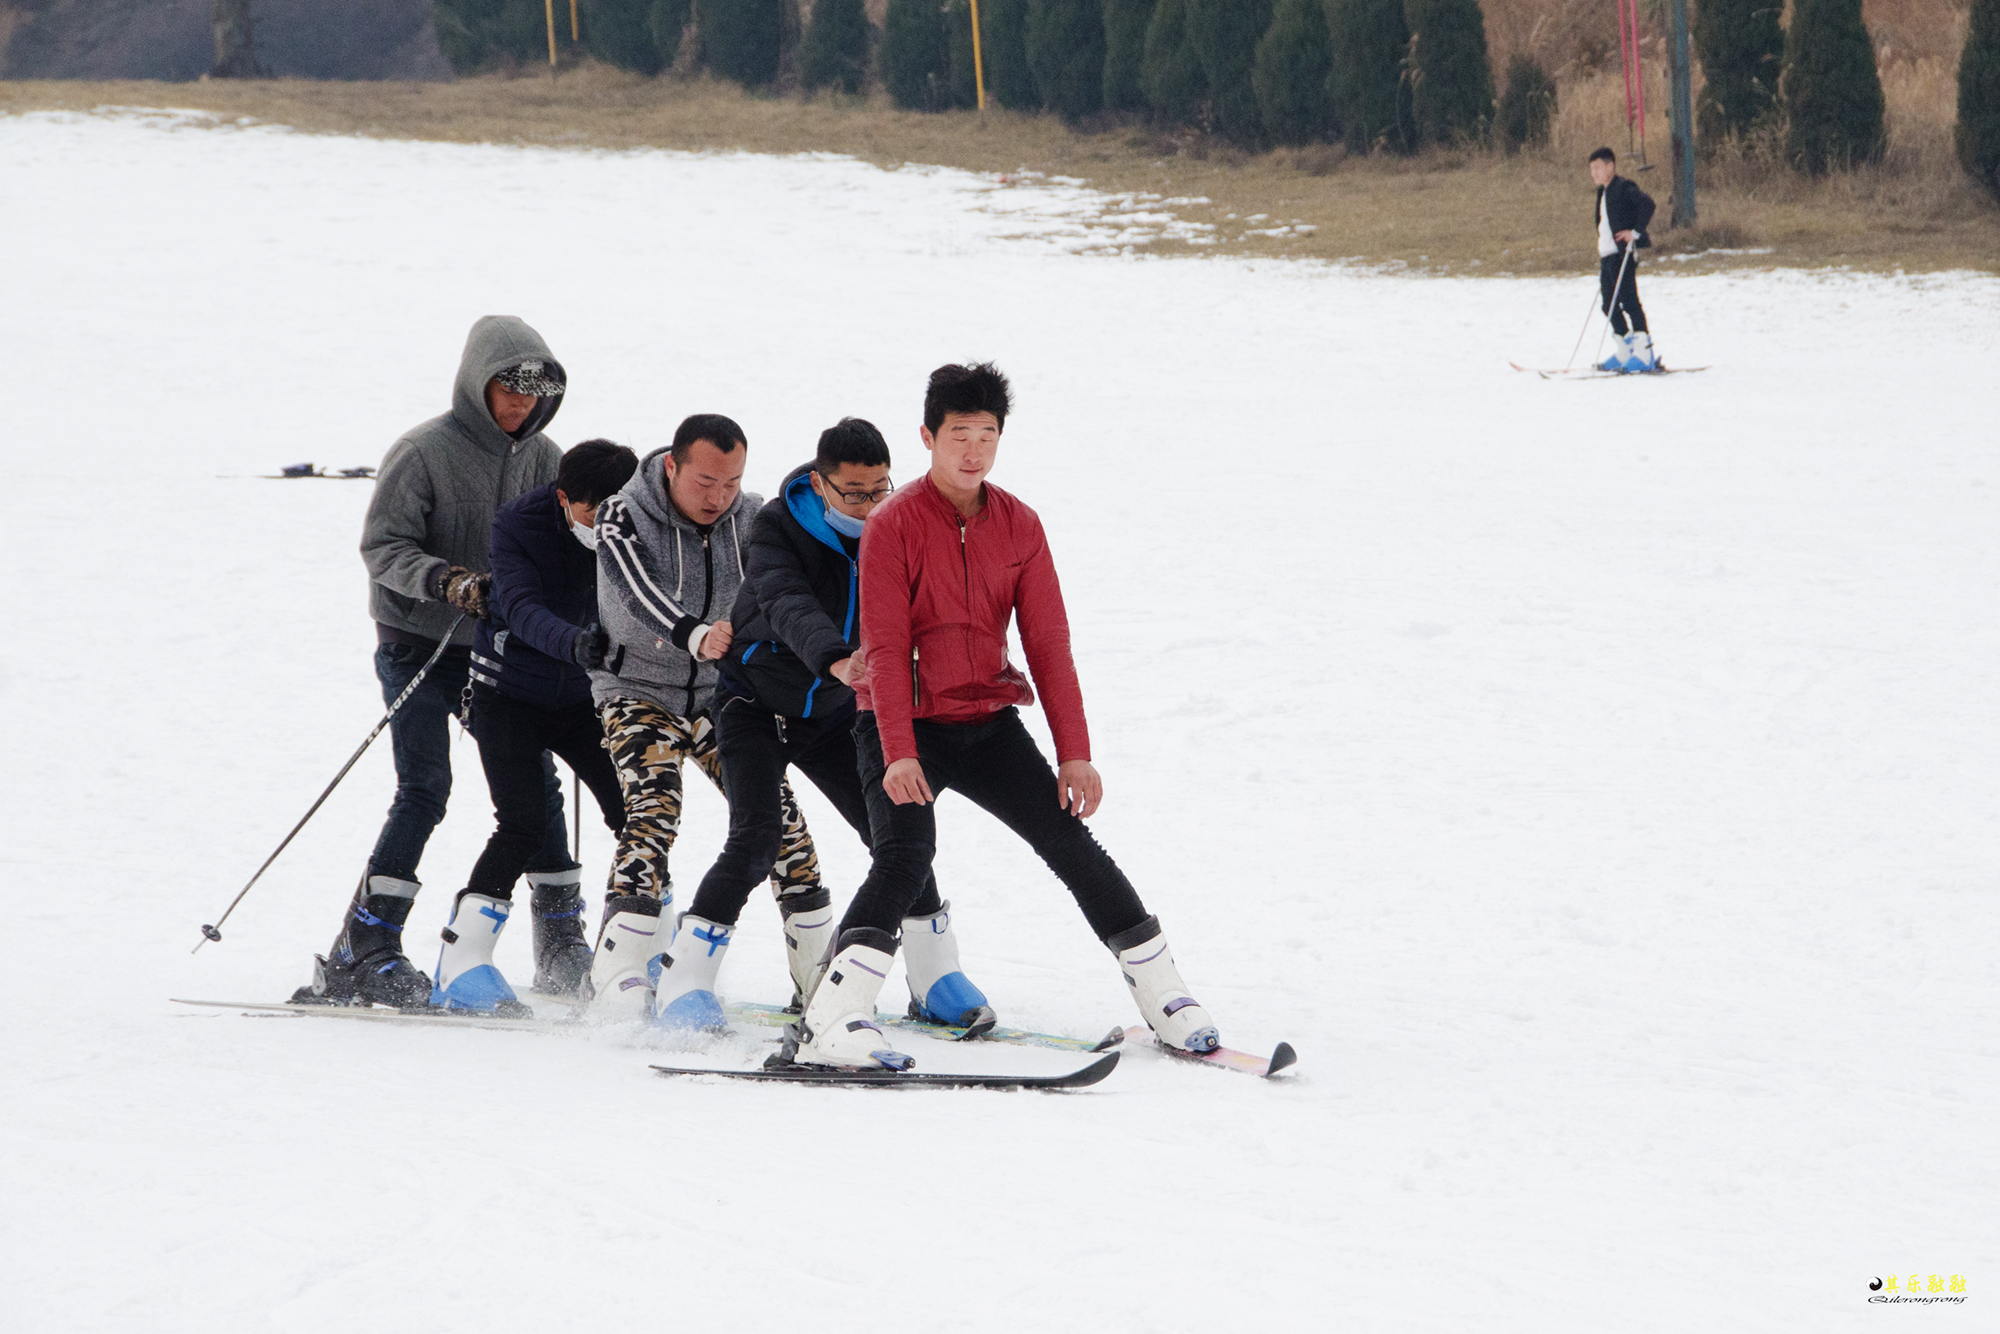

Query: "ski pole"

xmin=194 ymin=613 xmax=468 ymax=952
xmin=1590 ymin=240 xmax=1637 ymax=367
xmin=1563 ymin=285 xmax=1604 ymax=372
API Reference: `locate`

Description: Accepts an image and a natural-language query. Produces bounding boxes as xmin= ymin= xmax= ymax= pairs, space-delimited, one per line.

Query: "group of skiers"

xmin=293 ymin=316 xmax=1220 ymax=1069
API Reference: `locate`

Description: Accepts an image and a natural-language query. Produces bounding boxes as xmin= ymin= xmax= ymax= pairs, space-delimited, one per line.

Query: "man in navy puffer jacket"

xmin=429 ymin=441 xmax=638 ymax=1012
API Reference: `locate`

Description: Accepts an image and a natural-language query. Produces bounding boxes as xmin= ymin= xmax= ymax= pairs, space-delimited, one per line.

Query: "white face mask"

xmin=571 ymin=517 xmax=598 ymax=550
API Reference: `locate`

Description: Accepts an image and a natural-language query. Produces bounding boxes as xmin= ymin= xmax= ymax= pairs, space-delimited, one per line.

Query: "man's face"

xmin=811 ymin=463 xmax=893 ymax=522
xmin=486 ymin=378 xmax=538 ymax=435
xmin=555 ymin=488 xmax=599 ymax=529
xmin=921 ymin=412 xmax=1002 ymax=494
xmin=1589 ymin=158 xmax=1615 ymax=187
xmin=664 ymin=438 xmax=746 ymax=525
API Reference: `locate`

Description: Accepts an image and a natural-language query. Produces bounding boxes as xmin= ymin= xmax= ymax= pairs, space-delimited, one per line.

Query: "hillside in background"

xmin=0 ymin=0 xmax=450 ymax=79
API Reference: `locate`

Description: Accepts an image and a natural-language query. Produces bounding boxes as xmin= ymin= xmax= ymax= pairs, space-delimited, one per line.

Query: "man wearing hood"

xmin=296 ymin=316 xmax=576 ymax=1009
xmin=650 ymin=418 xmax=991 ymax=1035
xmin=586 ymin=413 xmax=827 ymax=1018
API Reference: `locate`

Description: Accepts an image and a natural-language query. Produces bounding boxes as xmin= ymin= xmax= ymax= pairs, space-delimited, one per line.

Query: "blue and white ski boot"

xmin=586 ymin=893 xmax=666 ymax=1020
xmin=1598 ymin=333 xmax=1635 ymax=372
xmin=653 ymin=913 xmax=731 ymax=1032
xmin=791 ymin=928 xmax=913 ymax=1071
xmin=1108 ymin=915 xmax=1220 ymax=1054
xmin=431 ymin=891 xmax=528 ymax=1015
xmin=901 ymin=901 xmax=996 ymax=1035
xmin=1625 ymin=330 xmax=1657 ymax=372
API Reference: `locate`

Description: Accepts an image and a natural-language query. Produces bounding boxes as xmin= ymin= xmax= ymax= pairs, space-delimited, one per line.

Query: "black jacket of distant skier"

xmin=716 ymin=462 xmax=862 ymax=721
xmin=472 ymin=483 xmax=597 ymax=711
xmin=1595 ymin=175 xmax=1656 ymax=249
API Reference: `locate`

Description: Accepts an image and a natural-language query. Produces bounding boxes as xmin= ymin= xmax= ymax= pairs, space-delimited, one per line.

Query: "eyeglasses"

xmin=825 ymin=478 xmax=894 ymax=505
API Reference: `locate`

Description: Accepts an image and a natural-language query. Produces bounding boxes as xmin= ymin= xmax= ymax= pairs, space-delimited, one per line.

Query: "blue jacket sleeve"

xmin=490 ymin=512 xmax=582 ymax=663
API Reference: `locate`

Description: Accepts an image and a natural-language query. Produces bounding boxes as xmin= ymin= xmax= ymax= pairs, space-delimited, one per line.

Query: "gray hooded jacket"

xmin=361 ymin=316 xmax=566 ymax=647
xmin=591 ymin=445 xmax=761 ymax=717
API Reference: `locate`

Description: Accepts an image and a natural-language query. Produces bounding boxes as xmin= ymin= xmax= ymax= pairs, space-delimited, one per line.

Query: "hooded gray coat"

xmin=361 ymin=316 xmax=566 ymax=647
xmin=591 ymin=445 xmax=761 ymax=717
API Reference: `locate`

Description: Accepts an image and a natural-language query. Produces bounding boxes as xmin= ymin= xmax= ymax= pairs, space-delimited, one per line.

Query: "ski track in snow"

xmin=0 ymin=109 xmax=1996 ymax=1332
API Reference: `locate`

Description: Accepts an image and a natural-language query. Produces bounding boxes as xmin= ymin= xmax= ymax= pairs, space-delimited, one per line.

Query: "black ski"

xmin=650 ymin=1050 xmax=1121 ymax=1090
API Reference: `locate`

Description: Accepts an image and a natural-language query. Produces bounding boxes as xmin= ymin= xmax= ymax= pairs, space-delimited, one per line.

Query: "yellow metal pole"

xmin=570 ymin=0 xmax=579 ymax=42
xmin=969 ymin=0 xmax=986 ymax=112
xmin=545 ymin=0 xmax=558 ymax=67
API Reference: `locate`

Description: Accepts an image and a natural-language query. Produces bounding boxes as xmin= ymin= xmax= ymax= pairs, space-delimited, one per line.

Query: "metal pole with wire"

xmin=970 ymin=0 xmax=987 ymax=112
xmin=194 ymin=613 xmax=467 ymax=952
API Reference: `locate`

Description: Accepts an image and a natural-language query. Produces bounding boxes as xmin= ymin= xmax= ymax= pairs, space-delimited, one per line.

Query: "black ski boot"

xmin=292 ymin=875 xmax=434 ymax=1008
xmin=526 ymin=872 xmax=594 ymax=997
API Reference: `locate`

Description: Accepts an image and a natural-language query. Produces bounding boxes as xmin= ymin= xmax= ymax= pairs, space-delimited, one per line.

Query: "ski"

xmin=1509 ymin=361 xmax=1708 ymax=379
xmin=170 ymin=997 xmax=577 ymax=1032
xmin=724 ymin=999 xmax=1125 ymax=1054
xmin=650 ymin=1050 xmax=1120 ymax=1090
xmin=1122 ymin=1026 xmax=1298 ymax=1078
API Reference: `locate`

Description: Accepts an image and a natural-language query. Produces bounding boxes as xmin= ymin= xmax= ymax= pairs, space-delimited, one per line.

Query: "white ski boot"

xmin=790 ymin=927 xmax=913 ymax=1070
xmin=586 ymin=894 xmax=666 ymax=1019
xmin=430 ymin=891 xmax=528 ymax=1015
xmin=901 ymin=901 xmax=996 ymax=1035
xmin=1625 ymin=330 xmax=1657 ymax=371
xmin=778 ymin=888 xmax=836 ymax=1011
xmin=653 ymin=913 xmax=731 ymax=1032
xmin=1107 ymin=915 xmax=1219 ymax=1053
xmin=1598 ymin=332 xmax=1634 ymax=372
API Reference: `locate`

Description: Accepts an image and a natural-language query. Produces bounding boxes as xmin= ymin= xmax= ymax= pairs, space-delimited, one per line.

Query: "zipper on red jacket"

xmin=910 ymin=644 xmax=920 ymax=709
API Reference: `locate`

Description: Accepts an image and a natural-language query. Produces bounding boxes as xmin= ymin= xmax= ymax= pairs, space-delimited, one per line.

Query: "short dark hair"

xmin=923 ymin=362 xmax=1012 ymax=435
xmin=670 ymin=413 xmax=748 ymax=464
xmin=816 ymin=417 xmax=890 ymax=473
xmin=1588 ymin=146 xmax=1616 ymax=165
xmin=556 ymin=439 xmax=639 ymax=506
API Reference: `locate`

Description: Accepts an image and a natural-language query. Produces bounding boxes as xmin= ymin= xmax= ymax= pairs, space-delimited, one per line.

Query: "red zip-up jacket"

xmin=855 ymin=474 xmax=1090 ymax=768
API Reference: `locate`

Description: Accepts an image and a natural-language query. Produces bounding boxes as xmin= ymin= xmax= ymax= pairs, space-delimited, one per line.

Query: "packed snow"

xmin=1 ymin=108 xmax=1994 ymax=1331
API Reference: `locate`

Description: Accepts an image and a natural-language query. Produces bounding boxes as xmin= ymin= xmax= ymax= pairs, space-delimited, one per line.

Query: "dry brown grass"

xmin=1 ymin=52 xmax=1991 ymax=276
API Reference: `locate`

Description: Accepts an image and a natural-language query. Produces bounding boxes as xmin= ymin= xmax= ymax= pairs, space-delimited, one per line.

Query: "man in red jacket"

xmin=790 ymin=362 xmax=1219 ymax=1070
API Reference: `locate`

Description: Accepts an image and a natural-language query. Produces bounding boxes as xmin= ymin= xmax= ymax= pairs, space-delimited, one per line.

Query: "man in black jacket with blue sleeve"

xmin=650 ymin=418 xmax=989 ymax=1035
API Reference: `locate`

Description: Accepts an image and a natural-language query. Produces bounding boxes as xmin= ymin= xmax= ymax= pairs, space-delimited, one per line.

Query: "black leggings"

xmin=1599 ymin=251 xmax=1648 ymax=335
xmin=840 ymin=708 xmax=1148 ymax=943
xmin=467 ymin=688 xmax=625 ymax=897
xmin=689 ymin=697 xmax=939 ymax=926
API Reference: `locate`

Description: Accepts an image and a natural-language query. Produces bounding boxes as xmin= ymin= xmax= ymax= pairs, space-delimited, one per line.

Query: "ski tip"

xmin=1265 ymin=1042 xmax=1299 ymax=1078
xmin=1091 ymin=1027 xmax=1127 ymax=1053
xmin=1064 ymin=1050 xmax=1121 ymax=1088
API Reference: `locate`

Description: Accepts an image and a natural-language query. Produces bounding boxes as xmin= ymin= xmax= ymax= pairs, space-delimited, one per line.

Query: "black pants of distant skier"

xmin=366 ymin=641 xmax=567 ymax=883
xmin=1599 ymin=251 xmax=1648 ymax=335
xmin=688 ymin=695 xmax=941 ymax=927
xmin=466 ymin=686 xmax=627 ymax=898
xmin=840 ymin=707 xmax=1149 ymax=942
xmin=598 ymin=695 xmax=821 ymax=902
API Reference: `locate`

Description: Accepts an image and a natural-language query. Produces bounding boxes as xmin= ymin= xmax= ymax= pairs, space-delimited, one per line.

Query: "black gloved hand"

xmin=435 ymin=565 xmax=491 ymax=618
xmin=571 ymin=622 xmax=610 ymax=669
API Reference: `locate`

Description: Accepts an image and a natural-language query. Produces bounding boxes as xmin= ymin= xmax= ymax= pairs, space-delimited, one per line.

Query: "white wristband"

xmin=690 ymin=623 xmax=713 ymax=658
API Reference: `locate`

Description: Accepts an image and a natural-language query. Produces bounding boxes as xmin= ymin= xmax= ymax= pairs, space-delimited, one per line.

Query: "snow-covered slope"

xmin=1 ymin=110 xmax=1993 ymax=1332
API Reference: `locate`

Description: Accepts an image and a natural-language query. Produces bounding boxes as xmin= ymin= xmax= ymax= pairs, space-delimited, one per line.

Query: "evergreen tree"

xmin=946 ymin=0 xmax=978 ymax=106
xmin=699 ymin=0 xmax=784 ymax=87
xmin=651 ymin=0 xmax=692 ymax=66
xmin=435 ymin=0 xmax=557 ymax=73
xmin=879 ymin=0 xmax=949 ymax=109
xmin=579 ymin=0 xmax=677 ymax=74
xmin=1252 ymin=0 xmax=1334 ymax=145
xmin=974 ymin=0 xmax=1040 ymax=109
xmin=1493 ymin=53 xmax=1556 ymax=152
xmin=1405 ymin=0 xmax=1495 ymax=146
xmin=1026 ymin=0 xmax=1108 ymax=120
xmin=1693 ymin=0 xmax=1783 ymax=140
xmin=1782 ymin=0 xmax=1885 ymax=171
xmin=801 ymin=0 xmax=870 ymax=92
xmin=1960 ymin=0 xmax=2000 ymax=201
xmin=1102 ymin=0 xmax=1157 ymax=112
xmin=1325 ymin=0 xmax=1412 ymax=153
xmin=1184 ymin=0 xmax=1272 ymax=143
xmin=1141 ymin=0 xmax=1208 ymax=126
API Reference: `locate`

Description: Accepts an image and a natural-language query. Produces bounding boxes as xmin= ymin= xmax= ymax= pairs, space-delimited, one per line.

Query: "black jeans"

xmin=466 ymin=686 xmax=625 ymax=897
xmin=689 ymin=698 xmax=940 ymax=926
xmin=1599 ymin=251 xmax=1648 ymax=335
xmin=841 ymin=708 xmax=1148 ymax=943
xmin=367 ymin=642 xmax=485 ymax=882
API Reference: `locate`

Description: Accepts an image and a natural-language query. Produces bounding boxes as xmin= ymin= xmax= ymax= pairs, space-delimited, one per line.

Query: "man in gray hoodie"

xmin=586 ymin=412 xmax=825 ymax=1018
xmin=296 ymin=315 xmax=578 ymax=1008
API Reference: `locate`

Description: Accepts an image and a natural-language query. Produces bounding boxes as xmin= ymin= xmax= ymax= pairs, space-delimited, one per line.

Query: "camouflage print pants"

xmin=599 ymin=696 xmax=820 ymax=904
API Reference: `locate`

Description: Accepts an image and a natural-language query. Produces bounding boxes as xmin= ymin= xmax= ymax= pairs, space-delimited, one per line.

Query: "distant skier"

xmin=1589 ymin=146 xmax=1658 ymax=372
xmin=428 ymin=440 xmax=639 ymax=1014
xmin=788 ymin=363 xmax=1219 ymax=1070
xmin=584 ymin=414 xmax=827 ymax=1018
xmin=297 ymin=316 xmax=574 ymax=1008
xmin=651 ymin=418 xmax=991 ymax=1033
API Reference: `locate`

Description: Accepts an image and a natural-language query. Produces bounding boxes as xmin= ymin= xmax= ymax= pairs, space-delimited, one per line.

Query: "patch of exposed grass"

xmin=2 ymin=62 xmax=1992 ymax=276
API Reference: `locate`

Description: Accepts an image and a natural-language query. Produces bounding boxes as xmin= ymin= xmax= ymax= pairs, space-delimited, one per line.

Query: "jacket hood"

xmin=782 ymin=463 xmax=852 ymax=557
xmin=622 ymin=445 xmax=757 ymax=531
xmin=451 ymin=316 xmax=566 ymax=452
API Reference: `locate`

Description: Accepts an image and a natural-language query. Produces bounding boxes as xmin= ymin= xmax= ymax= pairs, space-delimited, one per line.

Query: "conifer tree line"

xmin=430 ymin=0 xmax=2000 ymax=187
